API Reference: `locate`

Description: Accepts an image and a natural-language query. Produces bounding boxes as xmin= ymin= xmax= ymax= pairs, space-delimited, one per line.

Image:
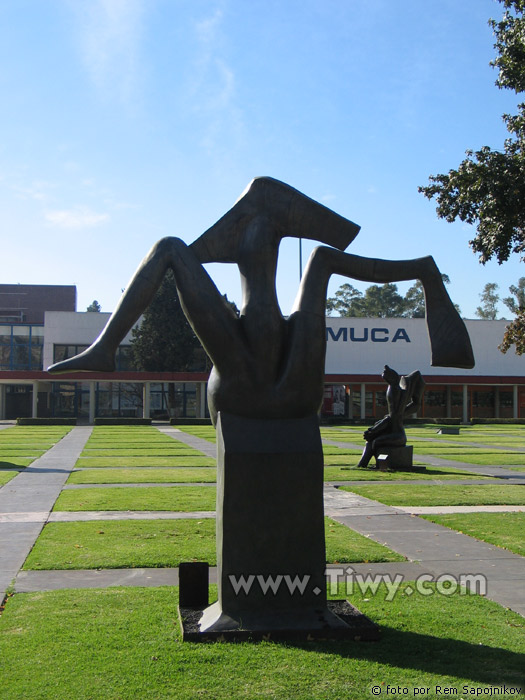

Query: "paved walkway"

xmin=1 ymin=424 xmax=524 ymax=617
xmin=0 ymin=427 xmax=92 ymax=599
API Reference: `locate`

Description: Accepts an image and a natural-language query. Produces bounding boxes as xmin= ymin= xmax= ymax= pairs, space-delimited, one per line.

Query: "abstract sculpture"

xmin=357 ymin=366 xmax=425 ymax=470
xmin=48 ymin=177 xmax=474 ymax=640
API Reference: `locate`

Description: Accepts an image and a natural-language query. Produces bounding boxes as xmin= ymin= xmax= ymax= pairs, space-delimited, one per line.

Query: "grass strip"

xmin=22 ymin=517 xmax=403 ymax=570
xmin=435 ymin=453 xmax=525 ymax=466
xmin=0 ymin=458 xmax=38 ymax=468
xmin=53 ymin=485 xmax=217 ymax=512
xmin=339 ymin=484 xmax=525 ymax=506
xmin=81 ymin=448 xmax=205 ymax=456
xmin=421 ymin=512 xmax=525 ymax=557
xmin=323 ymin=466 xmax=495 ymax=482
xmin=68 ymin=467 xmax=217 ymax=484
xmin=174 ymin=426 xmax=216 ymax=442
xmin=0 ymin=470 xmax=18 ymax=486
xmin=1 ymin=586 xmax=523 ymax=699
xmin=75 ymin=456 xmax=215 ymax=468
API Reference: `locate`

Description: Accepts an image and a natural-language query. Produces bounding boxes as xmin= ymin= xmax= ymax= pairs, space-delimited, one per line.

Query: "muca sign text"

xmin=326 ymin=327 xmax=411 ymax=343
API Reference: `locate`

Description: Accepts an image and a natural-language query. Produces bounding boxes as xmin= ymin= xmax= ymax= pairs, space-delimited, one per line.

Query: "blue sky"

xmin=1 ymin=0 xmax=523 ymax=319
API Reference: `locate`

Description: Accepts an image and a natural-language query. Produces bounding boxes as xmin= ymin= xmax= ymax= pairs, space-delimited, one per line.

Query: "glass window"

xmin=13 ymin=345 xmax=29 ymax=368
xmin=31 ymin=345 xmax=43 ymax=369
xmin=0 ymin=345 xmax=11 ymax=368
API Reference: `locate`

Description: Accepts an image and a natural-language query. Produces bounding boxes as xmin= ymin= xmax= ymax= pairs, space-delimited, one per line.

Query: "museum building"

xmin=0 ymin=284 xmax=524 ymax=422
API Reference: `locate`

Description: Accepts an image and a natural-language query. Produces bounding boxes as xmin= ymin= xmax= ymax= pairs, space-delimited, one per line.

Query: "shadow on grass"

xmin=286 ymin=626 xmax=525 ymax=687
xmin=0 ymin=460 xmax=29 ymax=469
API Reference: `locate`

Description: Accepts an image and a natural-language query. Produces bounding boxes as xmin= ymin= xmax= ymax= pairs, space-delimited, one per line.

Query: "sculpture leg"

xmin=190 ymin=177 xmax=361 ymax=264
xmin=48 ymin=237 xmax=243 ymax=374
xmin=357 ymin=442 xmax=374 ymax=468
xmin=289 ymin=247 xmax=474 ymax=369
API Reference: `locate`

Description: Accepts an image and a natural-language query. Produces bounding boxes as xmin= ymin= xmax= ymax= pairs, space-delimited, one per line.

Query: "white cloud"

xmin=188 ymin=7 xmax=245 ymax=156
xmin=45 ymin=206 xmax=109 ymax=229
xmin=67 ymin=0 xmax=145 ymax=101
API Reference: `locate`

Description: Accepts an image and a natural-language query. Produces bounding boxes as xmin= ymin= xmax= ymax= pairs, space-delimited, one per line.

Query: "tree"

xmin=419 ymin=0 xmax=525 ymax=351
xmin=360 ymin=283 xmax=406 ymax=318
xmin=503 ymin=276 xmax=525 ymax=312
xmin=403 ymin=274 xmax=455 ymax=318
xmin=475 ymin=282 xmax=500 ymax=319
xmin=419 ymin=0 xmax=525 ymax=264
xmin=326 ymin=283 xmax=365 ymax=316
xmin=131 ymin=269 xmax=203 ymax=373
xmin=86 ymin=300 xmax=101 ymax=312
xmin=130 ymin=270 xmax=206 ymax=416
xmin=500 ymin=277 xmax=525 ymax=354
xmin=326 ymin=282 xmax=406 ymax=317
xmin=327 ymin=275 xmax=458 ymax=318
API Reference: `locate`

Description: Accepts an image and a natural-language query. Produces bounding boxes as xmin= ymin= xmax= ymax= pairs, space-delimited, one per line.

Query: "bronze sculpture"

xmin=47 ymin=177 xmax=474 ymax=640
xmin=357 ymin=365 xmax=425 ymax=469
xmin=48 ymin=176 xmax=474 ymax=421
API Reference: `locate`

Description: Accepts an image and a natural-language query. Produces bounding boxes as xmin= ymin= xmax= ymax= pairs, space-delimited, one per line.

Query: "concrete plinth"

xmin=179 ymin=412 xmax=379 ymax=641
xmin=376 ymin=445 xmax=413 ymax=470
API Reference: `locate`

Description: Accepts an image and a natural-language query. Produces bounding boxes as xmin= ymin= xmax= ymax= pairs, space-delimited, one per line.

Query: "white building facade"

xmin=0 ymin=311 xmax=523 ymax=422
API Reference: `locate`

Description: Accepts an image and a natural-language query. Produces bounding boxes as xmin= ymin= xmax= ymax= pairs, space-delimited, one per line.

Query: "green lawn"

xmin=75 ymin=456 xmax=215 ymax=468
xmin=81 ymin=447 xmax=205 ymax=456
xmin=68 ymin=467 xmax=217 ymax=484
xmin=0 ymin=470 xmax=17 ymax=486
xmin=1 ymin=586 xmax=523 ymax=700
xmin=22 ymin=518 xmax=404 ymax=570
xmin=0 ymin=458 xmax=34 ymax=468
xmin=339 ymin=483 xmax=525 ymax=506
xmin=53 ymin=485 xmax=217 ymax=512
xmin=421 ymin=512 xmax=525 ymax=557
xmin=0 ymin=426 xmax=72 ymax=469
xmin=175 ymin=425 xmax=216 ymax=442
xmin=323 ymin=466 xmax=495 ymax=481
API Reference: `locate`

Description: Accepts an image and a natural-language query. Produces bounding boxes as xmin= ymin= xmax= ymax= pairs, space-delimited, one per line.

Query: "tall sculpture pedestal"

xmin=179 ymin=412 xmax=379 ymax=642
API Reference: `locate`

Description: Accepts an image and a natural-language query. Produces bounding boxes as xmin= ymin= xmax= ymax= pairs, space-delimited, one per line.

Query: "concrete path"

xmin=14 ymin=561 xmax=433 ymax=593
xmin=393 ymin=504 xmax=525 ymax=514
xmin=324 ymin=485 xmax=525 ymax=616
xmin=157 ymin=426 xmax=216 ymax=458
xmin=0 ymin=427 xmax=92 ymax=600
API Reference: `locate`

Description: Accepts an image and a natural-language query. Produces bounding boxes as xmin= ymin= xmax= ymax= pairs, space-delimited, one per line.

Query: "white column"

xmin=513 ymin=385 xmax=519 ymax=419
xmin=89 ymin=382 xmax=96 ymax=425
xmin=32 ymin=381 xmax=39 ymax=418
xmin=462 ymin=384 xmax=469 ymax=424
xmin=143 ymin=382 xmax=151 ymax=419
xmin=360 ymin=383 xmax=366 ymax=420
xmin=196 ymin=382 xmax=206 ymax=419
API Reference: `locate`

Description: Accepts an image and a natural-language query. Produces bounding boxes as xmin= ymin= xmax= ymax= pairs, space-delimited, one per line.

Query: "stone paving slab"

xmin=327 ymin=479 xmax=509 ymax=486
xmin=326 ymin=486 xmax=525 ymax=615
xmin=48 ymin=510 xmax=216 ymax=521
xmin=157 ymin=427 xmax=216 ymax=458
xmin=63 ymin=482 xmax=215 ymax=489
xmin=14 ymin=562 xmax=434 ymax=593
xmin=394 ymin=505 xmax=525 ymax=514
xmin=0 ymin=427 xmax=92 ymax=600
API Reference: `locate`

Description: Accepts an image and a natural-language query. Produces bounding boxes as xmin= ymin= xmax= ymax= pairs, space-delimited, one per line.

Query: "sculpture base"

xmin=178 ymin=599 xmax=380 ymax=642
xmin=376 ymin=445 xmax=413 ymax=470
